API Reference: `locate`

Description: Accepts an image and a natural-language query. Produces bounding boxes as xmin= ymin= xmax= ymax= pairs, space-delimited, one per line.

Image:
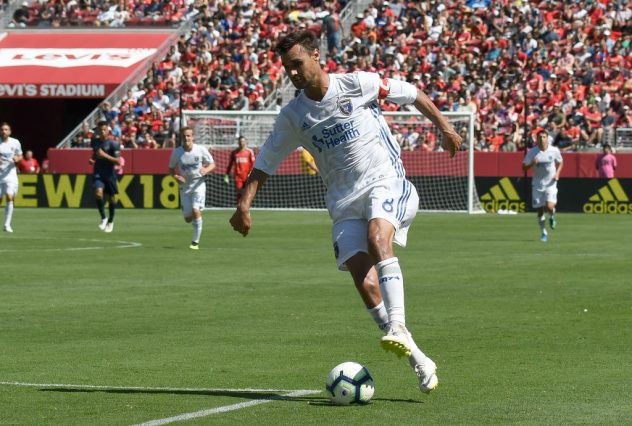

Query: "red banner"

xmin=0 ymin=32 xmax=173 ymax=98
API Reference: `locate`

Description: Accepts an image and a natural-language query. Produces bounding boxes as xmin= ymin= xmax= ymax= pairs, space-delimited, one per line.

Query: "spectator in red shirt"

xmin=17 ymin=150 xmax=40 ymax=174
xmin=583 ymin=103 xmax=604 ymax=146
xmin=224 ymin=135 xmax=256 ymax=203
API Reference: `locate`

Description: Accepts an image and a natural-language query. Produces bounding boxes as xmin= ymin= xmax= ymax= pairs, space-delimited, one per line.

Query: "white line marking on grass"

xmin=134 ymin=390 xmax=319 ymax=426
xmin=0 ymin=237 xmax=142 ymax=252
xmin=0 ymin=381 xmax=321 ymax=425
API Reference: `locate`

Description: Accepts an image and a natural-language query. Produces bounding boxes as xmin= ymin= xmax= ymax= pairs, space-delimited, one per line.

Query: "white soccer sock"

xmin=367 ymin=301 xmax=389 ymax=333
xmin=192 ymin=218 xmax=203 ymax=243
xmin=4 ymin=201 xmax=14 ymax=227
xmin=550 ymin=208 xmax=556 ymax=218
xmin=538 ymin=215 xmax=546 ymax=233
xmin=376 ymin=257 xmax=405 ymax=325
xmin=407 ymin=336 xmax=429 ymax=369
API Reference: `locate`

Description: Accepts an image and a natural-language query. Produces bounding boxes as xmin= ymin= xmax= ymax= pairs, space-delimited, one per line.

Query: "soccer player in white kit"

xmin=230 ymin=31 xmax=463 ymax=394
xmin=0 ymin=122 xmax=23 ymax=233
xmin=522 ymin=129 xmax=563 ymax=242
xmin=169 ymin=126 xmax=216 ymax=250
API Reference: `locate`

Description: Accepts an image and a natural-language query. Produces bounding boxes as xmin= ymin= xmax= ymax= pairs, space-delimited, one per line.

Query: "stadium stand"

xmin=7 ymin=0 xmax=627 ymax=152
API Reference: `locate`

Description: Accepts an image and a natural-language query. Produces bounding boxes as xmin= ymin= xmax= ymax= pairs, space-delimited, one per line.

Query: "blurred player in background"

xmin=230 ymin=31 xmax=462 ymax=394
xmin=224 ymin=135 xmax=255 ymax=203
xmin=522 ymin=129 xmax=563 ymax=242
xmin=16 ymin=150 xmax=40 ymax=174
xmin=169 ymin=126 xmax=215 ymax=250
xmin=0 ymin=122 xmax=23 ymax=233
xmin=90 ymin=120 xmax=121 ymax=233
xmin=300 ymin=147 xmax=318 ymax=175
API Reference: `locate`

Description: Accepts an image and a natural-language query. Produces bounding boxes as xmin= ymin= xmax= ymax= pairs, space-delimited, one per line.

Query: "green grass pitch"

xmin=1 ymin=209 xmax=631 ymax=425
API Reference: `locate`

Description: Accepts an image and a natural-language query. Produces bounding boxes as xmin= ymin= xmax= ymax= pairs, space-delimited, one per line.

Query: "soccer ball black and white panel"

xmin=325 ymin=361 xmax=375 ymax=405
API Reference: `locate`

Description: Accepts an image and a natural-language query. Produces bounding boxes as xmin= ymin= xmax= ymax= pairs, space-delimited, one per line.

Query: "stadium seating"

xmin=10 ymin=0 xmax=629 ymax=152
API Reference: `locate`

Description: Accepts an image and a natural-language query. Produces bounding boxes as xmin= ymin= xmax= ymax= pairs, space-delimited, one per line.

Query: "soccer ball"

xmin=325 ymin=361 xmax=375 ymax=405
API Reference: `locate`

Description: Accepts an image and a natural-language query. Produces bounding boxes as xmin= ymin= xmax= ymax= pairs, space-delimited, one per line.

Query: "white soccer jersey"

xmin=523 ymin=145 xmax=563 ymax=191
xmin=0 ymin=137 xmax=23 ymax=182
xmin=169 ymin=144 xmax=214 ymax=193
xmin=255 ymin=72 xmax=417 ymax=213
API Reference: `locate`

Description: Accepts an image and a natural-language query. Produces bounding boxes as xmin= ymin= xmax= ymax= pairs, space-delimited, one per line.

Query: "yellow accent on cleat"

xmin=380 ymin=339 xmax=412 ymax=358
xmin=189 ymin=244 xmax=199 ymax=250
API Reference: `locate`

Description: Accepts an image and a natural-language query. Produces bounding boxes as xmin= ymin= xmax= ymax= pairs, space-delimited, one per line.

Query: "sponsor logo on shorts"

xmin=583 ymin=179 xmax=632 ymax=214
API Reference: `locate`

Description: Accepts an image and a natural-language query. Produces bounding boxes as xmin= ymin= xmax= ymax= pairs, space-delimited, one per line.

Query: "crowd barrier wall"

xmin=47 ymin=149 xmax=632 ymax=178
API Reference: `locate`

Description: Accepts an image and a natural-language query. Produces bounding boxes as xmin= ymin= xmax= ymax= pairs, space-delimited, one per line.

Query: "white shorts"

xmin=180 ymin=185 xmax=206 ymax=218
xmin=331 ymin=178 xmax=419 ymax=271
xmin=0 ymin=179 xmax=18 ymax=198
xmin=532 ymin=185 xmax=558 ymax=208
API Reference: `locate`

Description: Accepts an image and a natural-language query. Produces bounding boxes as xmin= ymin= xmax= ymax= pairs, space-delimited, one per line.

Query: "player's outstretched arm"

xmin=229 ymin=168 xmax=269 ymax=237
xmin=413 ymin=89 xmax=462 ymax=157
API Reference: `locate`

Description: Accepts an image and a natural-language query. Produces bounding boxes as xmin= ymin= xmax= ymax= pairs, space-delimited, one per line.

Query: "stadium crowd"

xmin=9 ymin=0 xmax=195 ymax=28
xmin=51 ymin=0 xmax=630 ymax=154
xmin=339 ymin=0 xmax=631 ymax=152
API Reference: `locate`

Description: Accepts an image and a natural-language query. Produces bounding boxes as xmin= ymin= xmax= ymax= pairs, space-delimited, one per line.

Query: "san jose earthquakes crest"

xmin=337 ymin=98 xmax=353 ymax=116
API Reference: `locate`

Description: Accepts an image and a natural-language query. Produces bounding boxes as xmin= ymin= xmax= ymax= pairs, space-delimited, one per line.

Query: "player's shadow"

xmin=41 ymin=388 xmax=419 ymax=405
xmin=41 ymin=387 xmax=321 ymax=403
xmin=308 ymin=397 xmax=423 ymax=406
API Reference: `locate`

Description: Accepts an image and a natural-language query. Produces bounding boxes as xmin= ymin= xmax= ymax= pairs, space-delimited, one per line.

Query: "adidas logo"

xmin=583 ymin=179 xmax=632 ymax=214
xmin=480 ymin=177 xmax=525 ymax=213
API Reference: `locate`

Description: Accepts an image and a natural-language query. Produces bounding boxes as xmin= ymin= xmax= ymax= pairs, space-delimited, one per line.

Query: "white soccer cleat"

xmin=3 ymin=225 xmax=13 ymax=233
xmin=380 ymin=322 xmax=413 ymax=358
xmin=415 ymin=357 xmax=438 ymax=394
xmin=104 ymin=222 xmax=114 ymax=233
xmin=98 ymin=218 xmax=108 ymax=231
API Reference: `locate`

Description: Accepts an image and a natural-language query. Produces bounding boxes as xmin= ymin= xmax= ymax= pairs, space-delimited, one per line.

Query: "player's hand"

xmin=230 ymin=208 xmax=251 ymax=237
xmin=223 ymin=174 xmax=230 ymax=184
xmin=442 ymin=130 xmax=462 ymax=158
xmin=88 ymin=158 xmax=95 ymax=165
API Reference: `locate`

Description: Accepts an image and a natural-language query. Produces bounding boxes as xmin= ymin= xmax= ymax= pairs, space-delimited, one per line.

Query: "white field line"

xmin=0 ymin=381 xmax=321 ymax=425
xmin=0 ymin=237 xmax=142 ymax=252
xmin=134 ymin=389 xmax=319 ymax=426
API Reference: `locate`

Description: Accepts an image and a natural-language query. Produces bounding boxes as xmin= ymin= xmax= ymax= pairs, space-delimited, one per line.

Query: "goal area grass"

xmin=1 ymin=209 xmax=631 ymax=425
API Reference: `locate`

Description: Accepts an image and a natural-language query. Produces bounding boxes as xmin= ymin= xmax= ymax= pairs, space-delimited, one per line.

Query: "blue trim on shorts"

xmin=396 ymin=180 xmax=412 ymax=221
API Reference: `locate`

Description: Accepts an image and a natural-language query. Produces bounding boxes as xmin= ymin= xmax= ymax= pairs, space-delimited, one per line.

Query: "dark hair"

xmin=275 ymin=30 xmax=319 ymax=56
xmin=97 ymin=120 xmax=108 ymax=127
